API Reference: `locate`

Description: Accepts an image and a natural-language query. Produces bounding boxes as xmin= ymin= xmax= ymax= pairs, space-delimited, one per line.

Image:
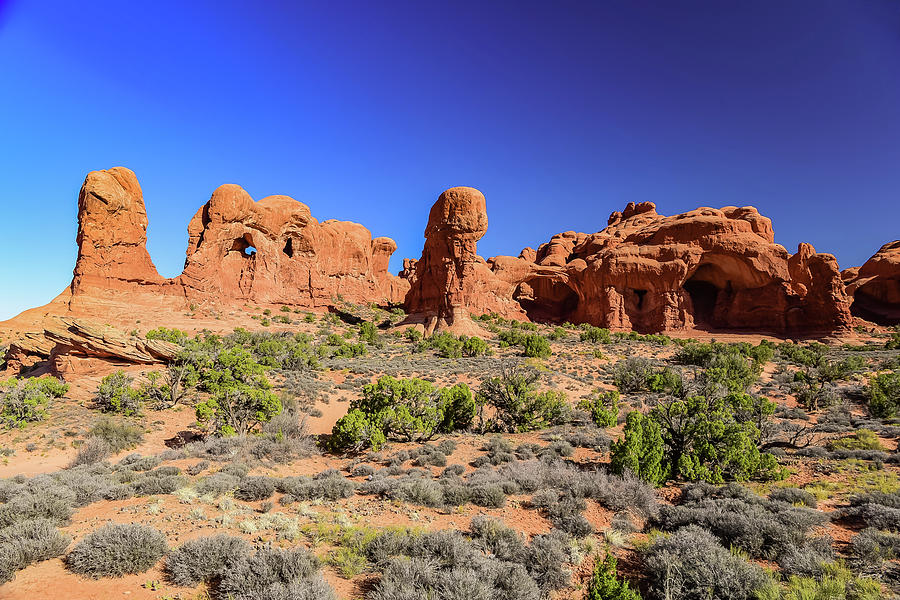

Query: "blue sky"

xmin=0 ymin=0 xmax=898 ymax=320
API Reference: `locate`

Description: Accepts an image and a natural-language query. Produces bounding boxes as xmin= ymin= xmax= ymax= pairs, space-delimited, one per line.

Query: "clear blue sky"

xmin=0 ymin=0 xmax=898 ymax=320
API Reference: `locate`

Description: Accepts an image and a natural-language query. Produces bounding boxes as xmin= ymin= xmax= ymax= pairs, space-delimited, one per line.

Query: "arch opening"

xmin=515 ymin=277 xmax=579 ymax=323
xmin=230 ymin=233 xmax=257 ymax=258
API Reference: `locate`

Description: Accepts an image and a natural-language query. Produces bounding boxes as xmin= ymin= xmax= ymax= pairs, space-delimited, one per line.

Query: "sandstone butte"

xmin=1 ymin=167 xmax=898 ymax=374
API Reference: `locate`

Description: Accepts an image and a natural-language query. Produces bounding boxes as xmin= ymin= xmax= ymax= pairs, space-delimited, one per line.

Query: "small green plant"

xmin=586 ymin=553 xmax=641 ymax=600
xmin=581 ymin=390 xmax=620 ymax=428
xmin=522 ymin=333 xmax=551 ymax=358
xmin=0 ymin=376 xmax=69 ymax=427
xmin=94 ymin=371 xmax=144 ymax=415
xmin=581 ymin=326 xmax=612 ymax=344
xmin=829 ymin=429 xmax=884 ymax=451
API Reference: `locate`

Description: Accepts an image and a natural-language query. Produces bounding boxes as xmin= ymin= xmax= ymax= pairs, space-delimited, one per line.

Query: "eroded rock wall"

xmin=404 ymin=194 xmax=853 ymax=335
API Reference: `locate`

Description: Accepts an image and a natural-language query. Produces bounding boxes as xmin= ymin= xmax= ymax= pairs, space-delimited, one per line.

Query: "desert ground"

xmin=2 ymin=298 xmax=900 ymax=600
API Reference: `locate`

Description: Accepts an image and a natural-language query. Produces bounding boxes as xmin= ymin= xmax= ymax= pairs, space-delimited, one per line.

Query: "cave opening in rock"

xmin=684 ymin=266 xmax=722 ymax=326
xmin=515 ymin=277 xmax=579 ymax=323
xmin=230 ymin=233 xmax=257 ymax=258
xmin=851 ymin=287 xmax=900 ymax=326
xmin=634 ymin=289 xmax=647 ymax=310
xmin=283 ymin=238 xmax=294 ymax=258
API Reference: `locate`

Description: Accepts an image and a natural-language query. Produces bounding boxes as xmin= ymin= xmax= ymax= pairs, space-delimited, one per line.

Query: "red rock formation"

xmin=178 ymin=184 xmax=406 ymax=308
xmin=405 ymin=191 xmax=852 ymax=335
xmin=71 ymin=167 xmax=167 ymax=295
xmin=844 ymin=241 xmax=900 ymax=324
xmin=67 ymin=168 xmax=407 ymax=312
xmin=403 ymin=187 xmax=525 ymax=333
xmin=1 ymin=168 xmax=409 ymax=371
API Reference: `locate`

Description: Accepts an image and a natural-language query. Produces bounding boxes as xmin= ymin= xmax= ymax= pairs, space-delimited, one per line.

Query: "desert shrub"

xmin=0 ymin=376 xmax=69 ymax=427
xmin=66 ymin=523 xmax=167 ymax=577
xmin=469 ymin=483 xmax=506 ymax=508
xmin=196 ymin=472 xmax=241 ymax=497
xmin=868 ymin=371 xmax=900 ymax=418
xmin=359 ymin=321 xmax=379 ymax=344
xmin=352 ymin=464 xmax=376 ymax=477
xmin=0 ymin=543 xmax=26 ymax=584
xmin=94 ymin=371 xmax=144 ymax=415
xmin=195 ymin=347 xmax=282 ymax=436
xmin=756 ymin=561 xmax=882 ymax=600
xmin=581 ymin=390 xmax=620 ymax=428
xmin=469 ymin=516 xmax=526 ymax=562
xmin=644 ymin=525 xmax=770 ymax=600
xmin=586 ymin=553 xmax=640 ymax=600
xmin=331 ymin=377 xmax=475 ymax=452
xmin=131 ymin=469 xmax=186 ymax=496
xmin=0 ymin=487 xmax=75 ymax=528
xmin=612 ymin=391 xmax=780 ymax=485
xmin=165 ymin=534 xmax=251 ymax=587
xmin=581 ymin=326 xmax=612 ymax=344
xmin=613 ymin=357 xmax=655 ymax=393
xmin=0 ymin=518 xmax=70 ymax=582
xmin=277 ymin=471 xmax=356 ymax=501
xmin=844 ymin=501 xmax=900 ymax=532
xmin=829 ymin=429 xmax=884 ymax=451
xmin=217 ymin=545 xmax=334 ymax=600
xmin=430 ymin=331 xmax=463 ymax=358
xmin=88 ymin=416 xmax=144 ymax=453
xmin=546 ymin=494 xmax=592 ymax=536
xmin=522 ymin=333 xmax=552 ymax=358
xmin=330 ymin=409 xmax=387 ymax=452
xmin=69 ymin=437 xmax=112 ymax=467
xmin=365 ymin=526 xmax=563 ymax=599
xmin=769 ymin=487 xmax=818 ymax=508
xmin=462 ymin=336 xmax=490 ymax=357
xmin=610 ymin=411 xmax=667 ymax=486
xmin=477 ymin=364 xmax=569 ymax=432
xmin=234 ymin=476 xmax=276 ymax=501
xmin=850 ymin=527 xmax=900 ymax=573
xmin=657 ymin=483 xmax=827 ymax=560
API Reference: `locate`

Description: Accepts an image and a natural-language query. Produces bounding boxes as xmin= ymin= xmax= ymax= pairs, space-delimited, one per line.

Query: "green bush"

xmin=330 ymin=409 xmax=387 ymax=452
xmin=430 ymin=331 xmax=463 ymax=358
xmin=868 ymin=371 xmax=900 ymax=418
xmin=358 ymin=321 xmax=379 ymax=344
xmin=522 ymin=334 xmax=552 ymax=358
xmin=828 ymin=429 xmax=884 ymax=451
xmin=612 ymin=392 xmax=781 ymax=485
xmin=195 ymin=347 xmax=282 ymax=436
xmin=0 ymin=376 xmax=68 ymax=427
xmin=611 ymin=411 xmax=667 ymax=486
xmin=66 ymin=523 xmax=167 ymax=578
xmin=581 ymin=326 xmax=612 ymax=344
xmin=477 ymin=365 xmax=569 ymax=432
xmin=94 ymin=371 xmax=144 ymax=415
xmin=581 ymin=390 xmax=620 ymax=428
xmin=462 ymin=336 xmax=490 ymax=357
xmin=586 ymin=553 xmax=641 ymax=600
xmin=330 ymin=376 xmax=475 ymax=452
